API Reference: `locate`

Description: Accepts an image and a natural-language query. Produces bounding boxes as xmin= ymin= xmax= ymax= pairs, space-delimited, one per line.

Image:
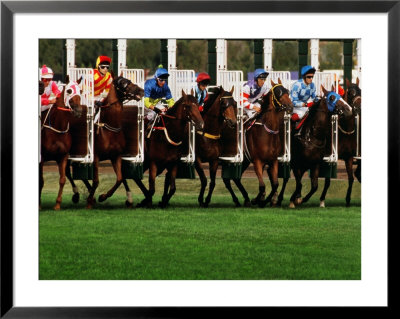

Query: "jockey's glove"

xmin=154 ymin=104 xmax=167 ymax=114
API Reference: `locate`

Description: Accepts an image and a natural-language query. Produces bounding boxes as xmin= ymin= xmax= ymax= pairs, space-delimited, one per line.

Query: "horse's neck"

xmin=102 ymin=84 xmax=123 ymax=125
xmin=261 ymin=97 xmax=280 ymax=131
xmin=308 ymin=103 xmax=330 ymax=138
xmin=163 ymin=106 xmax=187 ymax=140
xmin=204 ymin=96 xmax=223 ymax=132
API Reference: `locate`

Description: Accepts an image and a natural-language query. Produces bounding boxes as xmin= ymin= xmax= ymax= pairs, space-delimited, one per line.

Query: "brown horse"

xmin=194 ymin=86 xmax=236 ymax=207
xmin=287 ymin=85 xmax=353 ymax=208
xmin=222 ymin=79 xmax=294 ymax=207
xmin=123 ymin=90 xmax=204 ymax=208
xmin=39 ymin=77 xmax=83 ymax=210
xmin=319 ymin=78 xmax=362 ymax=207
xmin=79 ymin=74 xmax=144 ymax=208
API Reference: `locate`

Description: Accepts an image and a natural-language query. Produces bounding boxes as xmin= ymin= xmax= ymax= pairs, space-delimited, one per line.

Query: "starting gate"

xmin=67 ymin=68 xmax=95 ymax=164
xmin=217 ymin=70 xmax=244 ymax=164
xmin=266 ymin=71 xmax=292 ymax=92
xmin=168 ymin=69 xmax=197 ymax=165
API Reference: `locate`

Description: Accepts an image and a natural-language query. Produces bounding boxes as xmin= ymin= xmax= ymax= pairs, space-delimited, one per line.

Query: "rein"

xmin=338 ymin=124 xmax=355 ymax=135
xmin=41 ymin=105 xmax=71 ymax=134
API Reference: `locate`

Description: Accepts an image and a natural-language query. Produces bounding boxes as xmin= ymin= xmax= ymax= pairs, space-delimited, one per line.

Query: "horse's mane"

xmin=202 ymin=86 xmax=222 ymax=114
xmin=165 ymin=94 xmax=196 ymax=116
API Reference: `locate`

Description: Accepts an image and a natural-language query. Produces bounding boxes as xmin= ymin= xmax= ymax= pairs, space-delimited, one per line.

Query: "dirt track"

xmin=43 ymin=160 xmax=354 ymax=179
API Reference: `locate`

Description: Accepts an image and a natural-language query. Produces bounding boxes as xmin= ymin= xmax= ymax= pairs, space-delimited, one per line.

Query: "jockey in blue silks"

xmin=144 ymin=66 xmax=175 ymax=122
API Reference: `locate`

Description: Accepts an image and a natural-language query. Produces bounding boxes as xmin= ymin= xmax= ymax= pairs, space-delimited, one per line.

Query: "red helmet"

xmin=196 ymin=72 xmax=211 ymax=84
xmin=96 ymin=56 xmax=111 ymax=68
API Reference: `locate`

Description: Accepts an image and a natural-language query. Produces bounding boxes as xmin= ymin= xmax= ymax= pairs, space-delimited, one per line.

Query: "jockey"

xmin=242 ymin=68 xmax=269 ymax=119
xmin=195 ymin=72 xmax=211 ymax=112
xmin=290 ymin=65 xmax=319 ymax=123
xmin=144 ymin=66 xmax=175 ymax=122
xmin=40 ymin=65 xmax=61 ymax=112
xmin=93 ymin=55 xmax=112 ymax=105
xmin=93 ymin=55 xmax=112 ymax=122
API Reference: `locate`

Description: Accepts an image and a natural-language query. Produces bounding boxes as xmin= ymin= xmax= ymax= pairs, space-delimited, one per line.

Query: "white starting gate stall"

xmin=313 ymin=72 xmax=340 ymax=178
xmin=217 ymin=70 xmax=244 ymax=179
xmin=168 ymin=69 xmax=197 ymax=178
xmin=120 ymin=68 xmax=146 ymax=179
xmin=267 ymin=71 xmax=292 ymax=178
xmin=68 ymin=68 xmax=95 ymax=180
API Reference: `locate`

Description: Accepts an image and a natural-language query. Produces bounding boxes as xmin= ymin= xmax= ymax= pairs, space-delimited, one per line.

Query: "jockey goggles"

xmin=99 ymin=65 xmax=110 ymax=69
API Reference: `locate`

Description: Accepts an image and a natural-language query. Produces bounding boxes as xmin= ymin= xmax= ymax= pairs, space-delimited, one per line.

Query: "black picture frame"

xmin=1 ymin=1 xmax=395 ymax=317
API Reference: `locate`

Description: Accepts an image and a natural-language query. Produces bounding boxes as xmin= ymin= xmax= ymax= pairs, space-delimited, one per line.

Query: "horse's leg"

xmin=122 ymin=179 xmax=134 ymax=208
xmin=302 ymin=164 xmax=320 ymax=205
xmin=277 ymin=177 xmax=289 ymax=207
xmin=318 ymin=177 xmax=331 ymax=208
xmin=160 ymin=165 xmax=178 ymax=208
xmin=65 ymin=161 xmax=80 ymax=203
xmin=194 ymin=159 xmax=207 ymax=207
xmin=223 ymin=178 xmax=241 ymax=207
xmin=355 ymin=159 xmax=361 ymax=183
xmin=98 ymin=157 xmax=123 ymax=203
xmin=39 ymin=161 xmax=44 ymax=209
xmin=289 ymin=168 xmax=304 ymax=208
xmin=159 ymin=169 xmax=171 ymax=208
xmin=138 ymin=161 xmax=156 ymax=208
xmin=203 ymin=160 xmax=219 ymax=208
xmin=232 ymin=160 xmax=251 ymax=207
xmin=251 ymin=159 xmax=266 ymax=206
xmin=54 ymin=156 xmax=68 ymax=210
xmin=261 ymin=160 xmax=279 ymax=207
xmin=86 ymin=156 xmax=99 ymax=209
xmin=344 ymin=157 xmax=355 ymax=207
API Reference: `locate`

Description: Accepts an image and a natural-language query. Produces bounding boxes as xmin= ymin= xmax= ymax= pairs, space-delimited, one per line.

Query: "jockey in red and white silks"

xmin=40 ymin=65 xmax=61 ymax=112
xmin=242 ymin=69 xmax=269 ymax=119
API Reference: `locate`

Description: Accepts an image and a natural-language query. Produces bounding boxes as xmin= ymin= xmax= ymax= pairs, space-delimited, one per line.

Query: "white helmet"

xmin=40 ymin=65 xmax=54 ymax=79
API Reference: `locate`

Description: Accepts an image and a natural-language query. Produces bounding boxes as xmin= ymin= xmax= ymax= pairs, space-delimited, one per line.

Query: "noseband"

xmin=270 ymin=84 xmax=290 ymax=112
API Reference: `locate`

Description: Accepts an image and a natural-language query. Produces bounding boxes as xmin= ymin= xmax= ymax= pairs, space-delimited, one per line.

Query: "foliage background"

xmin=39 ymin=39 xmax=357 ymax=81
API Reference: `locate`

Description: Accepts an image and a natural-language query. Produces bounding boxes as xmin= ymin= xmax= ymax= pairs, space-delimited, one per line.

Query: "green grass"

xmin=40 ymin=172 xmax=361 ymax=280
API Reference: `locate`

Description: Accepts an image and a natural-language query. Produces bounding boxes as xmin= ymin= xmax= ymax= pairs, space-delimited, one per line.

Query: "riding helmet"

xmin=196 ymin=72 xmax=211 ymax=85
xmin=301 ymin=65 xmax=316 ymax=77
xmin=40 ymin=65 xmax=54 ymax=79
xmin=96 ymin=56 xmax=111 ymax=68
xmin=254 ymin=68 xmax=269 ymax=80
xmin=155 ymin=67 xmax=170 ymax=80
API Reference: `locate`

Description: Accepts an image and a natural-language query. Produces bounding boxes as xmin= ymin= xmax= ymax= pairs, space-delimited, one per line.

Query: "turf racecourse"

xmin=40 ymin=172 xmax=361 ymax=280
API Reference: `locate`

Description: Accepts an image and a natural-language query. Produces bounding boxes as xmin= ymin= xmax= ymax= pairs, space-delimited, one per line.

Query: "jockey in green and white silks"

xmin=290 ymin=65 xmax=319 ymax=122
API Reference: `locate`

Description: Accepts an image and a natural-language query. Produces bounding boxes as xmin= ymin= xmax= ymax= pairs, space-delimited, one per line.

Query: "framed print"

xmin=1 ymin=0 xmax=396 ymax=317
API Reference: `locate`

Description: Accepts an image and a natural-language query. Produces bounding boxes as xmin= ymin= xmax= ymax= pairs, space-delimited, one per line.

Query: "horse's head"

xmin=114 ymin=74 xmax=144 ymax=103
xmin=64 ymin=75 xmax=83 ymax=118
xmin=218 ymin=86 xmax=236 ymax=129
xmin=345 ymin=78 xmax=361 ymax=115
xmin=268 ymin=79 xmax=294 ymax=114
xmin=178 ymin=90 xmax=204 ymax=132
xmin=321 ymin=85 xmax=352 ymax=119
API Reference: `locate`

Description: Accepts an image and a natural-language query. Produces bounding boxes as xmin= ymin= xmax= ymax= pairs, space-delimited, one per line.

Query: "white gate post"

xmin=310 ymin=39 xmax=320 ymax=71
xmin=356 ymin=39 xmax=361 ymax=72
xmin=216 ymin=39 xmax=227 ymax=71
xmin=117 ymin=39 xmax=127 ymax=74
xmin=65 ymin=39 xmax=76 ymax=69
xmin=167 ymin=39 xmax=177 ymax=71
xmin=264 ymin=39 xmax=273 ymax=71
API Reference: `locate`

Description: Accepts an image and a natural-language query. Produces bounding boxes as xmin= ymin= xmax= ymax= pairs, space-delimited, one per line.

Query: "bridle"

xmin=270 ymin=84 xmax=291 ymax=112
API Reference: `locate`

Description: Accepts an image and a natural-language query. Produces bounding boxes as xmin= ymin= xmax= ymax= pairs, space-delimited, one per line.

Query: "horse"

xmin=222 ymin=79 xmax=294 ymax=207
xmin=39 ymin=77 xmax=83 ymax=210
xmin=68 ymin=74 xmax=144 ymax=209
xmin=194 ymin=86 xmax=237 ymax=207
xmin=319 ymin=78 xmax=362 ymax=207
xmin=122 ymin=90 xmax=204 ymax=208
xmin=285 ymin=85 xmax=353 ymax=208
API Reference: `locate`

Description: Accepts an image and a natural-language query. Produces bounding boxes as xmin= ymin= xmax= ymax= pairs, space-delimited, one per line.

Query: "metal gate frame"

xmin=120 ymin=68 xmax=145 ymax=163
xmin=168 ymin=69 xmax=197 ymax=163
xmin=67 ymin=67 xmax=94 ymax=164
xmin=217 ymin=70 xmax=244 ymax=163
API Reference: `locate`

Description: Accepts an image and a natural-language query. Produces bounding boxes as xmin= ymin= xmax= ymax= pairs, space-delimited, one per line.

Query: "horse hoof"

xmin=294 ymin=197 xmax=302 ymax=205
xmin=234 ymin=200 xmax=241 ymax=207
xmin=244 ymin=199 xmax=251 ymax=207
xmin=259 ymin=200 xmax=267 ymax=208
xmin=98 ymin=194 xmax=107 ymax=202
xmin=125 ymin=200 xmax=133 ymax=208
xmin=289 ymin=201 xmax=295 ymax=209
xmin=320 ymin=201 xmax=325 ymax=208
xmin=158 ymin=201 xmax=167 ymax=208
xmin=54 ymin=204 xmax=61 ymax=210
xmin=251 ymin=198 xmax=258 ymax=205
xmin=72 ymin=193 xmax=80 ymax=204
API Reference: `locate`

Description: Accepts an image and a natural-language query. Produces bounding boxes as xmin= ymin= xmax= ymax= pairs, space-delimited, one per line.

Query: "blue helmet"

xmin=154 ymin=68 xmax=169 ymax=80
xmin=254 ymin=68 xmax=269 ymax=80
xmin=301 ymin=65 xmax=316 ymax=77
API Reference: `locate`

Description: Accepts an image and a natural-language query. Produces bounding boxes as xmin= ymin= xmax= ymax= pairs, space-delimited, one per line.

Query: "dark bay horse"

xmin=39 ymin=77 xmax=83 ymax=210
xmin=287 ymin=85 xmax=353 ymax=208
xmin=78 ymin=75 xmax=144 ymax=208
xmin=319 ymin=78 xmax=362 ymax=207
xmin=194 ymin=86 xmax=236 ymax=207
xmin=122 ymin=90 xmax=204 ymax=208
xmin=222 ymin=79 xmax=294 ymax=207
